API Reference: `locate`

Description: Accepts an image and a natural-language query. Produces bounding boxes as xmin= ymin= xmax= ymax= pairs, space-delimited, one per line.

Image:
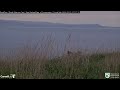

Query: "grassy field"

xmin=0 ymin=35 xmax=120 ymax=79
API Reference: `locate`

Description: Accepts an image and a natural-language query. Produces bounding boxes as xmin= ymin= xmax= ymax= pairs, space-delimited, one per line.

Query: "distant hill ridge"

xmin=0 ymin=19 xmax=119 ymax=28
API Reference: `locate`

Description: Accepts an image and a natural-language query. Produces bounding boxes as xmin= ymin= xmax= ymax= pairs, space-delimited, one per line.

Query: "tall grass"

xmin=0 ymin=34 xmax=120 ymax=79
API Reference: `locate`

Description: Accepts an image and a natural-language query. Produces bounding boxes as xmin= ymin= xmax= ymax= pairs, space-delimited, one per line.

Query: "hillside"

xmin=0 ymin=19 xmax=109 ymax=28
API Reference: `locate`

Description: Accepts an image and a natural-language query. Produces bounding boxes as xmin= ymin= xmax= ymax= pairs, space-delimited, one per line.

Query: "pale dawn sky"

xmin=0 ymin=11 xmax=120 ymax=27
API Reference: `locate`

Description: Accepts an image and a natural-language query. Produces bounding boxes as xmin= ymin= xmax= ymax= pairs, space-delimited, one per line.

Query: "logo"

xmin=105 ymin=73 xmax=110 ymax=78
xmin=10 ymin=74 xmax=16 ymax=78
xmin=0 ymin=74 xmax=16 ymax=79
xmin=105 ymin=72 xmax=119 ymax=79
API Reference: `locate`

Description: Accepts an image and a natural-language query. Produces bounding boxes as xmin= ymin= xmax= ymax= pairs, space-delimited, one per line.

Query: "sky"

xmin=0 ymin=11 xmax=120 ymax=27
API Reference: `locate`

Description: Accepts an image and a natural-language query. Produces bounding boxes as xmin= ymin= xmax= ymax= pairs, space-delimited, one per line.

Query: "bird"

xmin=67 ymin=50 xmax=73 ymax=55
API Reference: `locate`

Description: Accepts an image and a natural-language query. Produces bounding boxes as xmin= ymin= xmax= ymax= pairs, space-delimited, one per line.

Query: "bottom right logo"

xmin=105 ymin=72 xmax=119 ymax=79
